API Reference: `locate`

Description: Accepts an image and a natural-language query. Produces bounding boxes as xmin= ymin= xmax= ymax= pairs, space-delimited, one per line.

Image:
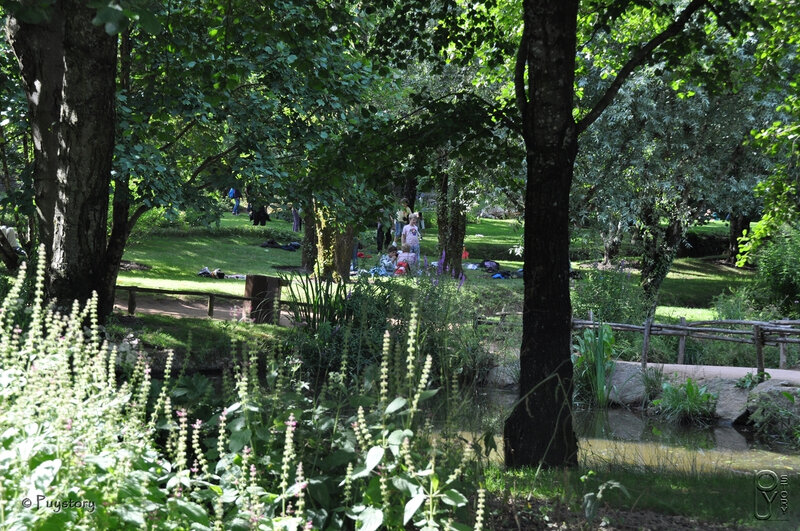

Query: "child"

xmin=380 ymin=245 xmax=398 ymax=272
xmin=401 ymin=212 xmax=422 ymax=256
xmin=396 ymin=243 xmax=417 ymax=274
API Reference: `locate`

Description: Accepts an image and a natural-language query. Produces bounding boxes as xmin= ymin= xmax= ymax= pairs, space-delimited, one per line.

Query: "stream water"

xmin=474 ymin=388 xmax=800 ymax=473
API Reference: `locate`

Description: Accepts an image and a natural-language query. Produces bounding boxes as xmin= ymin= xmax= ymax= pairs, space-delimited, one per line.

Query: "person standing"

xmin=401 ymin=212 xmax=422 ymax=257
xmin=229 ymin=187 xmax=242 ymax=215
xmin=394 ymin=198 xmax=411 ymax=246
xmin=377 ymin=209 xmax=392 ymax=252
xmin=292 ymin=205 xmax=302 ymax=232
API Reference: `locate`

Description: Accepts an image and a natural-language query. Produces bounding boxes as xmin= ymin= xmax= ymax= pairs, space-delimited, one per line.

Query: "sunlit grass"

xmin=121 ymin=213 xmax=751 ymax=323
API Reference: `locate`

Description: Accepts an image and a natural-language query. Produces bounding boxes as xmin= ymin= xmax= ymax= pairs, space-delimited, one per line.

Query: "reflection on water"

xmin=575 ymin=408 xmax=800 ymax=473
xmin=474 ymin=389 xmax=800 ymax=473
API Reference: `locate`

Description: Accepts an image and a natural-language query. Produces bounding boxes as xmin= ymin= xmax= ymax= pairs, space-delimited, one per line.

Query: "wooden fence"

xmin=117 ymin=284 xmax=306 ymax=319
xmin=116 ymin=285 xmax=256 ymax=318
xmin=476 ymin=311 xmax=800 ymax=371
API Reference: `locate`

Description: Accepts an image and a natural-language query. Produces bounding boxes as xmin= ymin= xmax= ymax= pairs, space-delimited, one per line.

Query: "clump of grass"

xmin=572 ymin=324 xmax=616 ymax=408
xmin=651 ymin=378 xmax=717 ymax=425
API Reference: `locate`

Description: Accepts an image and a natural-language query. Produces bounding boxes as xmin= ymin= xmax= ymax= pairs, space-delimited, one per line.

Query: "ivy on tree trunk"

xmin=435 ymin=171 xmax=466 ymax=277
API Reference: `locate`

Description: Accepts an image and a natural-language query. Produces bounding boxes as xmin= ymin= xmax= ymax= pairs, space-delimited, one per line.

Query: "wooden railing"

xmin=116 ymin=285 xmax=254 ymax=318
xmin=475 ymin=311 xmax=800 ymax=370
xmin=115 ymin=284 xmax=310 ymax=321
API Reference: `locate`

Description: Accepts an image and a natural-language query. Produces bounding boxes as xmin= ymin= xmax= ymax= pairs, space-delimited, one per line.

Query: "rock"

xmin=608 ymin=363 xmax=647 ymax=406
xmin=747 ymin=380 xmax=800 ymax=417
xmin=486 ymin=360 xmax=519 ymax=388
xmin=713 ymin=426 xmax=749 ymax=451
xmin=702 ymin=378 xmax=749 ymax=424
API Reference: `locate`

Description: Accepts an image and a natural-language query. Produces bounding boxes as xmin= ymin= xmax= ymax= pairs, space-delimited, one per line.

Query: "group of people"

xmin=373 ymin=198 xmax=423 ymax=276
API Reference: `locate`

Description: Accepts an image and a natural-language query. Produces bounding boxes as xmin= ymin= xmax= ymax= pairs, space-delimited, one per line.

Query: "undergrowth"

xmin=0 ymin=248 xmax=491 ymax=530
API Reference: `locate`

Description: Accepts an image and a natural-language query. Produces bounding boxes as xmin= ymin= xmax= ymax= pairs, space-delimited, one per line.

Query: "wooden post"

xmin=677 ymin=316 xmax=687 ymax=364
xmin=588 ymin=309 xmax=594 ymax=322
xmin=779 ymin=339 xmax=787 ymax=370
xmin=642 ymin=318 xmax=652 ymax=370
xmin=127 ymin=287 xmax=137 ymax=315
xmin=754 ymin=324 xmax=765 ymax=375
xmin=245 ymin=275 xmax=289 ymax=324
xmin=208 ymin=294 xmax=215 ymax=318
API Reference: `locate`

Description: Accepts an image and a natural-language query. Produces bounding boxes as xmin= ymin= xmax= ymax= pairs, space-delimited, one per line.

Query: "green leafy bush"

xmin=753 ymin=225 xmax=800 ymax=317
xmin=651 ymin=378 xmax=717 ymax=425
xmin=571 ymin=267 xmax=648 ymax=324
xmin=735 ymin=371 xmax=771 ymax=390
xmin=748 ymin=390 xmax=800 ymax=449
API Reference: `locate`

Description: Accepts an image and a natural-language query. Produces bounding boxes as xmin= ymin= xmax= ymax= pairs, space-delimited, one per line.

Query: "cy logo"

xmin=754 ymin=470 xmax=789 ymax=521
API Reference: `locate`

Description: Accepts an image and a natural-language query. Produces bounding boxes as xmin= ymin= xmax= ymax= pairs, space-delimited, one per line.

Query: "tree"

xmin=2 ymin=0 xmax=385 ymax=314
xmin=504 ymin=0 xmax=758 ymax=467
xmin=5 ymin=1 xmax=117 ymax=309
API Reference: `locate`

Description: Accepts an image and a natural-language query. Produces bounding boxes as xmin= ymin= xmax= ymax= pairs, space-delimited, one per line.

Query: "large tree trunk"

xmin=435 ymin=171 xmax=466 ymax=277
xmin=314 ymin=204 xmax=353 ymax=281
xmin=728 ymin=214 xmax=751 ymax=263
xmin=6 ymin=12 xmax=63 ymax=265
xmin=7 ymin=2 xmax=117 ymax=309
xmin=98 ymin=28 xmax=134 ymax=319
xmin=301 ymin=206 xmax=316 ymax=272
xmin=639 ymin=205 xmax=685 ymax=313
xmin=504 ymin=1 xmax=579 ymax=468
xmin=602 ymin=219 xmax=624 ymax=266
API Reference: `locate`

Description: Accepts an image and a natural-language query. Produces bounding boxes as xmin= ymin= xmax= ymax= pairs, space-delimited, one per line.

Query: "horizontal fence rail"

xmin=475 ymin=311 xmax=798 ymax=371
xmin=114 ymin=284 xmax=308 ymax=321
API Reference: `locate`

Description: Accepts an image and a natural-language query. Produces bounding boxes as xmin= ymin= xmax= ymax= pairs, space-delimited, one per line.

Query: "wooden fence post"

xmin=208 ymin=294 xmax=215 ymax=317
xmin=642 ymin=318 xmax=652 ymax=370
xmin=779 ymin=339 xmax=787 ymax=370
xmin=677 ymin=316 xmax=687 ymax=364
xmin=754 ymin=324 xmax=765 ymax=375
xmin=127 ymin=287 xmax=137 ymax=315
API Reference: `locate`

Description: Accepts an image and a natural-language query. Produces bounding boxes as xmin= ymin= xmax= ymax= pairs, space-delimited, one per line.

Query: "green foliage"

xmin=0 ymin=250 xmax=487 ymax=529
xmin=641 ymin=366 xmax=664 ymax=405
xmin=711 ymin=285 xmax=778 ymax=322
xmin=580 ymin=470 xmax=629 ymax=525
xmin=571 ymin=267 xmax=648 ymax=324
xmin=748 ymin=389 xmax=800 ymax=449
xmin=651 ymin=378 xmax=717 ymax=425
xmin=735 ymin=371 xmax=771 ymax=390
xmin=752 ymin=225 xmax=800 ymax=316
xmin=572 ymin=325 xmax=615 ymax=409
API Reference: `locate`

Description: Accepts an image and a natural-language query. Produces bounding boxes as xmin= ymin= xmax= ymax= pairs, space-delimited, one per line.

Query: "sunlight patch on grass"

xmin=655 ymin=306 xmax=715 ymax=322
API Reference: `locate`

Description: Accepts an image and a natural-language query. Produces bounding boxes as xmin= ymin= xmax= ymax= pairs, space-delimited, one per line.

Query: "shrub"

xmin=651 ymin=378 xmax=717 ymax=425
xmin=571 ymin=267 xmax=648 ymax=324
xmin=748 ymin=390 xmax=800 ymax=449
xmin=753 ymin=225 xmax=800 ymax=317
xmin=735 ymin=371 xmax=771 ymax=390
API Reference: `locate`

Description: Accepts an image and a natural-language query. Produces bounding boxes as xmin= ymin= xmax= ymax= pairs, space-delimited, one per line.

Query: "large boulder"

xmin=702 ymin=378 xmax=749 ymax=424
xmin=747 ymin=379 xmax=800 ymax=417
xmin=608 ymin=363 xmax=647 ymax=406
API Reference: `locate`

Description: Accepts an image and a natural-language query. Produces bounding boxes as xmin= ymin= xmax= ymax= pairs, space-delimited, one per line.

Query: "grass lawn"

xmin=657 ymin=257 xmax=753 ymax=309
xmin=121 ymin=212 xmax=751 ymax=323
xmin=105 ymin=312 xmax=286 ymax=357
xmin=120 ymin=213 xmax=302 ymax=296
xmin=484 ymin=463 xmax=798 ymax=529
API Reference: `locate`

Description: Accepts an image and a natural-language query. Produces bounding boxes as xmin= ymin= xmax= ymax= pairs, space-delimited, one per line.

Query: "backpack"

xmin=228 ymin=188 xmax=235 ymax=198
